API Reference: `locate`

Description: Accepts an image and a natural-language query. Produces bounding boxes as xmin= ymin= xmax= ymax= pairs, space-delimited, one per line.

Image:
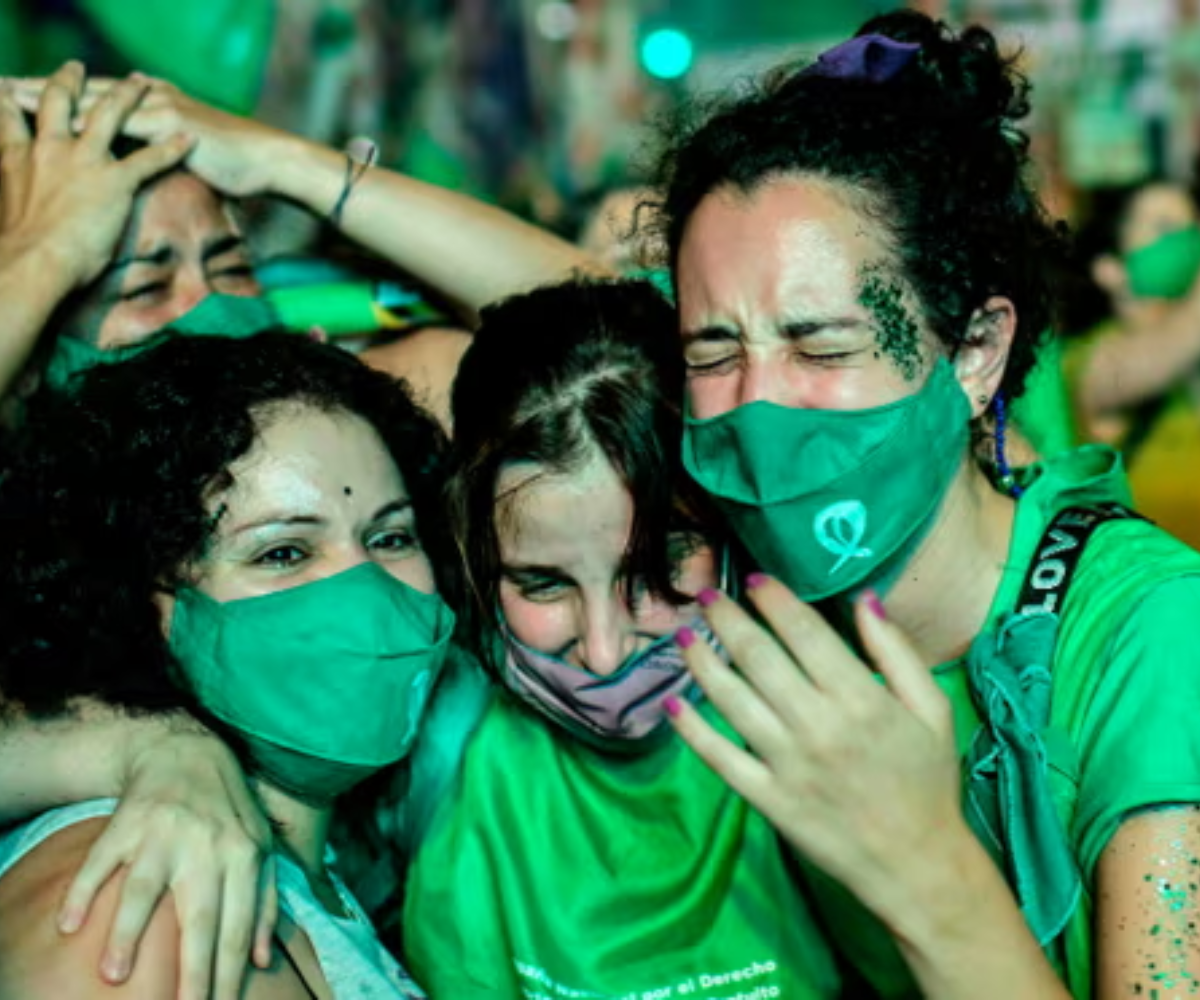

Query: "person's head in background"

xmin=51 ymin=150 xmax=260 ymax=350
xmin=1068 ymin=179 xmax=1200 ymax=331
xmin=574 ymin=185 xmax=661 ymax=273
xmin=447 ymin=279 xmax=724 ymax=744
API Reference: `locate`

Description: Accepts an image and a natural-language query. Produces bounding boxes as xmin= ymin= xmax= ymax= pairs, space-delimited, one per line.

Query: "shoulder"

xmin=0 ymin=816 xmax=180 ymax=998
xmin=0 ymin=816 xmax=313 ymax=999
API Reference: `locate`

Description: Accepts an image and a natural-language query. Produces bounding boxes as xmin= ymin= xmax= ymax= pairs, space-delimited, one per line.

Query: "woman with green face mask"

xmin=0 ymin=332 xmax=457 ymax=999
xmin=1064 ymin=179 xmax=1200 ymax=549
xmin=646 ymin=11 xmax=1200 ymax=1000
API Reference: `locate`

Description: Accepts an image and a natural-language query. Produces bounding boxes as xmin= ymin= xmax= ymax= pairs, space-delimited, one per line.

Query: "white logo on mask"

xmin=814 ymin=500 xmax=874 ymax=574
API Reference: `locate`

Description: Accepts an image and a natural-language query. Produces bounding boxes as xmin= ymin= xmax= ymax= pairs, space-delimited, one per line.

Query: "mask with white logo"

xmin=682 ymin=360 xmax=971 ymax=601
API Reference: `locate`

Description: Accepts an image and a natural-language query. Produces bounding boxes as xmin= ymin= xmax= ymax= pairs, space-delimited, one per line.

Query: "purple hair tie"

xmin=802 ymin=34 xmax=920 ymax=84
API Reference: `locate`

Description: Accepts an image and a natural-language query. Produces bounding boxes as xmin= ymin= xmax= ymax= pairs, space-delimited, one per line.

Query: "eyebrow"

xmin=227 ymin=498 xmax=412 ymax=537
xmin=202 ymin=234 xmax=249 ymax=264
xmin=102 ymin=234 xmax=249 ymax=280
xmin=682 ymin=316 xmax=868 ymax=347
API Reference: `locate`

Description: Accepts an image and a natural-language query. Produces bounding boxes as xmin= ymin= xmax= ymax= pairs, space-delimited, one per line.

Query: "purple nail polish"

xmin=745 ymin=572 xmax=769 ymax=590
xmin=696 ymin=588 xmax=721 ymax=608
xmin=663 ymin=695 xmax=682 ymax=718
xmin=675 ymin=626 xmax=697 ymax=649
xmin=864 ymin=589 xmax=887 ymax=620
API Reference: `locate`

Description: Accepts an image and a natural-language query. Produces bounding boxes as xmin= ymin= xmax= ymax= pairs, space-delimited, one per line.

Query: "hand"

xmin=9 ymin=72 xmax=290 ymax=199
xmin=669 ymin=577 xmax=971 ymax=926
xmin=59 ymin=728 xmax=277 ymax=1000
xmin=0 ymin=63 xmax=192 ymax=289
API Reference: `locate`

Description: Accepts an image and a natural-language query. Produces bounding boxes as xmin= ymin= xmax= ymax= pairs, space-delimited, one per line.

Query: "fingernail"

xmin=663 ymin=695 xmax=682 ymax=718
xmin=57 ymin=908 xmax=82 ymax=934
xmin=675 ymin=626 xmax=696 ymax=649
xmin=696 ymin=587 xmax=720 ymax=608
xmin=102 ymin=952 xmax=129 ymax=982
xmin=745 ymin=572 xmax=769 ymax=590
xmin=864 ymin=589 xmax=887 ymax=620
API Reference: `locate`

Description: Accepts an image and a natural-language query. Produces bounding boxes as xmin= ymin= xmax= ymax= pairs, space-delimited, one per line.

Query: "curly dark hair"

xmin=650 ymin=9 xmax=1071 ymax=402
xmin=446 ymin=277 xmax=725 ymax=659
xmin=0 ymin=332 xmax=453 ymax=719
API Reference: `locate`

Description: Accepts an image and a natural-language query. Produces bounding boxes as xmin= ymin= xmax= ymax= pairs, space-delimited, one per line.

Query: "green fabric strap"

xmin=963 ymin=504 xmax=1137 ymax=954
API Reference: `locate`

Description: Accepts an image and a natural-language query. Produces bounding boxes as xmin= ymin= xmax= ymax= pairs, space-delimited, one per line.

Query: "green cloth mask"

xmin=683 ymin=360 xmax=971 ymax=601
xmin=1125 ymin=225 xmax=1200 ymax=299
xmin=170 ymin=563 xmax=455 ymax=800
xmin=46 ymin=293 xmax=283 ymax=389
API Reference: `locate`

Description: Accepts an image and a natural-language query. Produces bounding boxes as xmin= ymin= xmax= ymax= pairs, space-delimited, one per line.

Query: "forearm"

xmin=268 ymin=136 xmax=610 ymax=316
xmin=0 ymin=703 xmax=201 ymax=824
xmin=0 ymin=243 xmax=77 ymax=399
xmin=884 ymin=833 xmax=1070 ymax=1000
xmin=1080 ymin=296 xmax=1200 ymax=417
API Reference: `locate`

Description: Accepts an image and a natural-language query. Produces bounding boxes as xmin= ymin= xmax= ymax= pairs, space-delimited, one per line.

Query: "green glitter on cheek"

xmin=857 ymin=265 xmax=922 ymax=381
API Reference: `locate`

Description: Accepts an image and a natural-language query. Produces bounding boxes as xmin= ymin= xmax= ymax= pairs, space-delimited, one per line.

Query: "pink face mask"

xmin=499 ymin=620 xmax=716 ymax=753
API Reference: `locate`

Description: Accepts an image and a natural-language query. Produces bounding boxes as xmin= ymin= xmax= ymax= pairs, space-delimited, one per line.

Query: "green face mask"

xmin=1125 ymin=225 xmax=1200 ymax=299
xmin=683 ymin=360 xmax=971 ymax=601
xmin=170 ymin=563 xmax=455 ymax=800
xmin=45 ymin=293 xmax=283 ymax=389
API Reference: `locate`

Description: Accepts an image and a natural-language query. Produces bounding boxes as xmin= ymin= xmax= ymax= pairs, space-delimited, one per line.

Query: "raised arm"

xmin=9 ymin=75 xmax=612 ymax=317
xmin=1074 ymin=279 xmax=1200 ymax=421
xmin=0 ymin=65 xmax=191 ymax=400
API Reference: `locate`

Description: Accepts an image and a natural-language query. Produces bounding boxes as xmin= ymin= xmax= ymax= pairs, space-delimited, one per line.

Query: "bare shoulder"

xmin=0 ymin=816 xmax=312 ymax=999
xmin=0 ymin=816 xmax=181 ymax=998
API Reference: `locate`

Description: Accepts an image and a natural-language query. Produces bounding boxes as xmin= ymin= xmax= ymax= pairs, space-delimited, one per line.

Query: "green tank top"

xmin=401 ymin=693 xmax=840 ymax=999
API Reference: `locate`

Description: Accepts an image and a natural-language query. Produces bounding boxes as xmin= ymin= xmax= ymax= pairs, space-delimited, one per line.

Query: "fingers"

xmin=121 ymin=132 xmax=195 ymax=184
xmin=854 ymin=593 xmax=952 ymax=734
xmin=667 ymin=695 xmax=773 ymax=800
xmin=678 ymin=622 xmax=795 ymax=757
xmin=36 ymin=61 xmax=84 ymax=138
xmin=0 ymin=82 xmax=30 ymax=148
xmin=210 ymin=843 xmax=268 ymax=1000
xmin=58 ymin=826 xmax=129 ymax=935
xmin=174 ymin=875 xmax=220 ymax=1000
xmin=99 ymin=863 xmax=168 ymax=984
xmin=738 ymin=575 xmax=870 ymax=695
xmin=79 ymin=75 xmax=150 ymax=152
xmin=252 ymin=855 xmax=279 ymax=970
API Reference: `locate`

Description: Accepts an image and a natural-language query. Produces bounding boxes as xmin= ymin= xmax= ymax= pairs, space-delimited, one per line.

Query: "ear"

xmin=152 ymin=590 xmax=177 ymax=641
xmin=954 ymin=296 xmax=1016 ymax=419
xmin=1092 ymin=254 xmax=1128 ymax=298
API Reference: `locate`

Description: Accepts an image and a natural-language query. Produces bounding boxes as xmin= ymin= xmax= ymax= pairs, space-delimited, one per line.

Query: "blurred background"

xmin=0 ymin=0 xmax=1194 ymax=233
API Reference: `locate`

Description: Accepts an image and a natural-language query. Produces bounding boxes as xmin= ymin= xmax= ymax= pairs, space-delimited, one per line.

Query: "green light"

xmin=641 ymin=28 xmax=693 ymax=80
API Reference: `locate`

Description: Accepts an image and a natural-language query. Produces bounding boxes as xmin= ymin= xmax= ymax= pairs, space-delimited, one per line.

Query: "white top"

xmin=0 ymin=799 xmax=425 ymax=999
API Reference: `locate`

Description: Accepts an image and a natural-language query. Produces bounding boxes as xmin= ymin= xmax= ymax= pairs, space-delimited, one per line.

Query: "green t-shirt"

xmin=401 ymin=692 xmax=841 ymax=999
xmin=800 ymin=445 xmax=1200 ymax=998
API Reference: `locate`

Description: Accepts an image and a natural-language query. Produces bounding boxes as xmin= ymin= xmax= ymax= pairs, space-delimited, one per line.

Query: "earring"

xmin=977 ymin=393 xmax=990 ymax=405
xmin=992 ymin=392 xmax=1024 ymax=497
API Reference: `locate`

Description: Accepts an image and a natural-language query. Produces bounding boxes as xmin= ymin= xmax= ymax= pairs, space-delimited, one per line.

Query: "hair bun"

xmin=856 ymin=10 xmax=1029 ymax=131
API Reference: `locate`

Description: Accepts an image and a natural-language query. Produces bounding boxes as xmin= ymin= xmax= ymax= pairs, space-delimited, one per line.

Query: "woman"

xmin=399 ymin=278 xmax=838 ymax=998
xmin=1064 ymin=179 xmax=1200 ymax=548
xmin=0 ymin=332 xmax=456 ymax=998
xmin=649 ymin=11 xmax=1200 ymax=999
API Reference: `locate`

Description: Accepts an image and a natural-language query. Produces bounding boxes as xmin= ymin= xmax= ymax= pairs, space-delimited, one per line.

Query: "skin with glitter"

xmin=858 ymin=265 xmax=922 ymax=381
xmin=1099 ymin=806 xmax=1200 ymax=997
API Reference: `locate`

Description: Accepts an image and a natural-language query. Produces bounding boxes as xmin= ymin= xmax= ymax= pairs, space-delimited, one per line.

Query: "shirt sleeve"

xmin=1072 ymin=573 xmax=1200 ymax=880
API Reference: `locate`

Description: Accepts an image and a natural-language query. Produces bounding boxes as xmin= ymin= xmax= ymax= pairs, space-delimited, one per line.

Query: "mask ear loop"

xmin=992 ymin=393 xmax=1025 ymax=498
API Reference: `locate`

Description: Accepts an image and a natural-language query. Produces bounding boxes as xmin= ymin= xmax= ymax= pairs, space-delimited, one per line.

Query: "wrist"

xmin=0 ymin=235 xmax=90 ymax=299
xmin=880 ymin=822 xmax=1011 ymax=952
xmin=265 ymin=133 xmax=346 ymax=215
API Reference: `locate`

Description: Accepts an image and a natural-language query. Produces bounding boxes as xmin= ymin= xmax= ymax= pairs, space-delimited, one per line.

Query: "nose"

xmin=575 ymin=597 xmax=640 ymax=677
xmin=737 ymin=354 xmax=783 ymax=407
xmin=171 ymin=269 xmax=212 ymax=317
